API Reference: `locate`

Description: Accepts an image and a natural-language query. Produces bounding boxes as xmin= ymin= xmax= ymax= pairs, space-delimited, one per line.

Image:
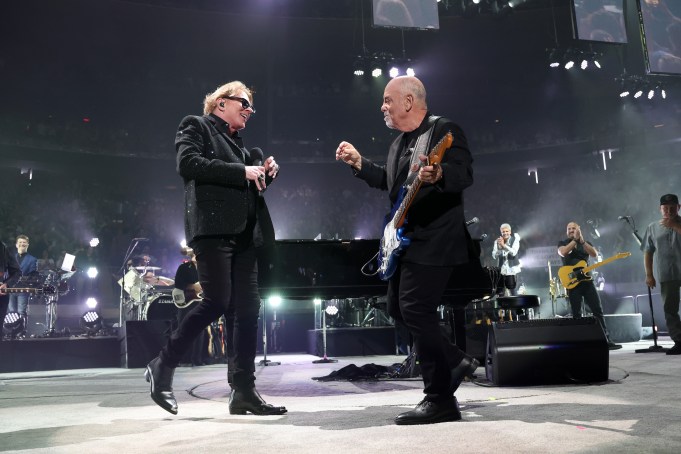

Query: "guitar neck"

xmin=5 ymin=288 xmax=41 ymax=294
xmin=582 ymin=255 xmax=627 ymax=274
xmin=393 ymin=179 xmax=423 ymax=229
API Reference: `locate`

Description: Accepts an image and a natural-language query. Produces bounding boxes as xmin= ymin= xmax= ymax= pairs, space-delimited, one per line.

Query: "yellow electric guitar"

xmin=558 ymin=252 xmax=631 ymax=290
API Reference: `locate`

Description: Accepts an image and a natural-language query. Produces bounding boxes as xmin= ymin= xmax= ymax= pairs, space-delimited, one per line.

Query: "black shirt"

xmin=557 ymin=239 xmax=592 ymax=266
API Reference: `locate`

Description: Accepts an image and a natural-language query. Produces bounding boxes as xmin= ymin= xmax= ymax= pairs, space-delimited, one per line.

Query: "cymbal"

xmin=134 ymin=266 xmax=162 ymax=271
xmin=144 ymin=275 xmax=175 ymax=286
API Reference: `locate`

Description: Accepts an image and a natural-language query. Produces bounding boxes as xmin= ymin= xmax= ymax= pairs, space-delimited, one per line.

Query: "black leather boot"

xmin=144 ymin=356 xmax=178 ymax=415
xmin=228 ymin=387 xmax=287 ymax=415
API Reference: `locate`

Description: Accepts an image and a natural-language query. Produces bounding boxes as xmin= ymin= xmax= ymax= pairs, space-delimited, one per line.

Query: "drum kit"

xmin=119 ymin=266 xmax=176 ymax=321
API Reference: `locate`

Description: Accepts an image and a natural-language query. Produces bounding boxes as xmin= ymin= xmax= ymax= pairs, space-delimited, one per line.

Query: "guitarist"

xmin=336 ymin=76 xmax=478 ymax=426
xmin=173 ymin=247 xmax=208 ymax=367
xmin=558 ymin=222 xmax=621 ymax=350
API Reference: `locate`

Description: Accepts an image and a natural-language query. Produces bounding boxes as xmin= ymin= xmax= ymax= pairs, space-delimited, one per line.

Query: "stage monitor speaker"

xmin=486 ymin=317 xmax=609 ymax=386
xmin=120 ymin=320 xmax=174 ymax=368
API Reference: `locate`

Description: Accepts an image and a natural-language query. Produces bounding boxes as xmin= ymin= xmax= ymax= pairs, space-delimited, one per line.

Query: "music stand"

xmin=313 ymin=301 xmax=337 ymax=364
xmin=621 ymin=217 xmax=667 ymax=354
xmin=258 ymin=298 xmax=280 ymax=366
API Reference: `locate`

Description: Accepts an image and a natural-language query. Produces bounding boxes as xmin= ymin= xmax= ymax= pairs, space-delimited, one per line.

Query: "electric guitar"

xmin=377 ymin=131 xmax=453 ymax=281
xmin=558 ymin=252 xmax=631 ymax=290
xmin=171 ymin=284 xmax=203 ymax=309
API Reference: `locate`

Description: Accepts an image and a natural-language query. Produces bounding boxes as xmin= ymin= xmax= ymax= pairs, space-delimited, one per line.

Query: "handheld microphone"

xmin=465 ymin=217 xmax=479 ymax=226
xmin=250 ymin=147 xmax=264 ymax=167
xmin=250 ymin=147 xmax=266 ymax=193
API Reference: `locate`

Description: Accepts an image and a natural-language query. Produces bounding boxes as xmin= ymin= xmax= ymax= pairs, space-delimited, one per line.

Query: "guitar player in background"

xmin=336 ymin=76 xmax=479 ymax=425
xmin=173 ymin=247 xmax=209 ymax=367
xmin=0 ymin=239 xmax=21 ymax=338
xmin=558 ymin=221 xmax=622 ymax=350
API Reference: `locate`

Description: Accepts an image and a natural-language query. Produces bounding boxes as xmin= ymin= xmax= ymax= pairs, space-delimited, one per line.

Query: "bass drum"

xmin=143 ymin=294 xmax=178 ymax=321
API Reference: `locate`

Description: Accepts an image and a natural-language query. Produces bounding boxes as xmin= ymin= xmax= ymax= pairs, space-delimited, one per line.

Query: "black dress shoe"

xmin=666 ymin=342 xmax=681 ymax=355
xmin=229 ymin=387 xmax=287 ymax=415
xmin=450 ymin=355 xmax=479 ymax=393
xmin=394 ymin=398 xmax=462 ymax=425
xmin=607 ymin=342 xmax=623 ymax=350
xmin=144 ymin=356 xmax=178 ymax=415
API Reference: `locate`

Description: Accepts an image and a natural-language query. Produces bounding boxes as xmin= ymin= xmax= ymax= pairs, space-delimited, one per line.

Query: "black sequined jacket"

xmin=175 ymin=114 xmax=275 ymax=245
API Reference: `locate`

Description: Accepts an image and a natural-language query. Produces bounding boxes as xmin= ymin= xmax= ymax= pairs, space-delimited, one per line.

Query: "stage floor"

xmin=1 ymin=339 xmax=680 ymax=453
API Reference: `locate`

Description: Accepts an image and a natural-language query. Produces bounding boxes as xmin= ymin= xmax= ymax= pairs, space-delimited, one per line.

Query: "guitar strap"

xmin=405 ymin=115 xmax=441 ymax=185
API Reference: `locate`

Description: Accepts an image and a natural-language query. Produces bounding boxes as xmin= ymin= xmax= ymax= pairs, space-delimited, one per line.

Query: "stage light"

xmin=581 ymin=59 xmax=588 ymax=70
xmin=268 ymin=295 xmax=282 ymax=308
xmin=325 ymin=305 xmax=339 ymax=316
xmin=389 ymin=67 xmax=399 ymax=78
xmin=87 ymin=266 xmax=98 ymax=279
xmin=371 ymin=68 xmax=382 ymax=78
xmin=619 ymin=90 xmax=630 ymax=98
xmin=80 ymin=311 xmax=102 ymax=335
xmin=548 ymin=49 xmax=560 ymax=68
xmin=661 ymin=89 xmax=667 ymax=99
xmin=89 ymin=238 xmax=99 ymax=247
xmin=405 ymin=67 xmax=415 ymax=77
xmin=634 ymin=89 xmax=643 ymax=98
xmin=648 ymin=89 xmax=655 ymax=99
xmin=86 ymin=297 xmax=98 ymax=309
xmin=564 ymin=60 xmax=574 ymax=70
xmin=594 ymin=60 xmax=601 ymax=69
xmin=3 ymin=312 xmax=25 ymax=338
xmin=313 ymin=298 xmax=322 ymax=306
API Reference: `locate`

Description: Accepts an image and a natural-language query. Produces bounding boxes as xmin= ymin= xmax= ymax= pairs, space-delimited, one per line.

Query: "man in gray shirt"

xmin=643 ymin=193 xmax=681 ymax=355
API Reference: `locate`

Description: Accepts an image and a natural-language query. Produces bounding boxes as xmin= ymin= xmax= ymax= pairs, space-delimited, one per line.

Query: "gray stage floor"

xmin=1 ymin=338 xmax=680 ymax=454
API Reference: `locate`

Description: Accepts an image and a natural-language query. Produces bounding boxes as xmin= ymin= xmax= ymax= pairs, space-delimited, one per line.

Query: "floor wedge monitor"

xmin=486 ymin=317 xmax=609 ymax=386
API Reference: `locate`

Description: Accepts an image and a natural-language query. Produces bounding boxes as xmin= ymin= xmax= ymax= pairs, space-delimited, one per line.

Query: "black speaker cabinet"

xmin=120 ymin=320 xmax=174 ymax=368
xmin=486 ymin=317 xmax=609 ymax=386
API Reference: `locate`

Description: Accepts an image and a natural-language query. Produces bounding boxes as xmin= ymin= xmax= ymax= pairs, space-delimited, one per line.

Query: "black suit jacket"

xmin=355 ymin=114 xmax=475 ymax=267
xmin=175 ymin=115 xmax=275 ymax=245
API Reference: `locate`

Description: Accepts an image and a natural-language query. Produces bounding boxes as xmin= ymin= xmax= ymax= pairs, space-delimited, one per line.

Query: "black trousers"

xmin=387 ymin=261 xmax=464 ymax=402
xmin=567 ymin=280 xmax=610 ymax=340
xmin=161 ymin=242 xmax=260 ymax=389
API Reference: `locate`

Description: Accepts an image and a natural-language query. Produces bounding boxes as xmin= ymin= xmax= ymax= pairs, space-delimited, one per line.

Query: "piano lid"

xmin=258 ymin=239 xmax=495 ymax=302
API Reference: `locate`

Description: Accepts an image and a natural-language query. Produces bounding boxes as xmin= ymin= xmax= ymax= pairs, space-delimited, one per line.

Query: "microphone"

xmin=250 ymin=147 xmax=264 ymax=166
xmin=250 ymin=147 xmax=265 ymax=193
xmin=480 ymin=233 xmax=488 ymax=241
xmin=133 ymin=238 xmax=149 ymax=241
xmin=465 ymin=217 xmax=479 ymax=226
xmin=618 ymin=216 xmax=631 ymax=221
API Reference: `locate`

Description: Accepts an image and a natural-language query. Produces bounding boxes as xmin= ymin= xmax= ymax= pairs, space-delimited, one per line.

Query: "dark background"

xmin=1 ymin=0 xmax=680 ymax=335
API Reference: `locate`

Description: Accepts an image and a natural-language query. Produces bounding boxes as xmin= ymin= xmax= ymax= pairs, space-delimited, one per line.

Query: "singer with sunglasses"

xmin=144 ymin=81 xmax=285 ymax=416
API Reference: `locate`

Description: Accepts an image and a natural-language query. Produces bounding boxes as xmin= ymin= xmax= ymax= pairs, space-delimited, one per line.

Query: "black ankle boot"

xmin=144 ymin=356 xmax=178 ymax=415
xmin=228 ymin=387 xmax=287 ymax=415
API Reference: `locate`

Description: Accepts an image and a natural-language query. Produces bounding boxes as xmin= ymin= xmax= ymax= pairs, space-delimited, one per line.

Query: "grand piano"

xmin=258 ymin=239 xmax=496 ymax=355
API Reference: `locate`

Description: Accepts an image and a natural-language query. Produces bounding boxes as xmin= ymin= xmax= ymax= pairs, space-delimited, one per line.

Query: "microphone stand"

xmin=622 ymin=218 xmax=666 ymax=353
xmin=258 ymin=299 xmax=280 ymax=366
xmin=313 ymin=300 xmax=337 ymax=364
xmin=118 ymin=239 xmax=141 ymax=329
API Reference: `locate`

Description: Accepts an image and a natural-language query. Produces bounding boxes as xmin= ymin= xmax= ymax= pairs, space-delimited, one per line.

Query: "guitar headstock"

xmin=427 ymin=131 xmax=453 ymax=166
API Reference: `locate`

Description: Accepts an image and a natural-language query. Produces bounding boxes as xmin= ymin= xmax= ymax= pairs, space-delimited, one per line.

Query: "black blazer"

xmin=175 ymin=115 xmax=275 ymax=245
xmin=355 ymin=114 xmax=475 ymax=267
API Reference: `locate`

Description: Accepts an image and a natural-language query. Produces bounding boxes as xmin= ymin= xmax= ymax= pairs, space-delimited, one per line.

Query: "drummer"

xmin=130 ymin=254 xmax=174 ymax=288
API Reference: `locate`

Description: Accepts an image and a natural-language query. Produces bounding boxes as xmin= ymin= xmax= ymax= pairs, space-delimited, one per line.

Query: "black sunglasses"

xmin=224 ymin=96 xmax=255 ymax=113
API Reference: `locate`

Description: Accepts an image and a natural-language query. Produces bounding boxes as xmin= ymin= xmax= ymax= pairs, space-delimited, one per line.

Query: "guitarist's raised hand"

xmin=335 ymin=141 xmax=362 ymax=171
xmin=0 ymin=282 xmax=6 ymax=294
xmin=414 ymin=154 xmax=442 ymax=184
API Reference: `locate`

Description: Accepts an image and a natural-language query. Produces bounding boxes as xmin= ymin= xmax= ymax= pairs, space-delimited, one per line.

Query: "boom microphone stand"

xmin=620 ymin=217 xmax=666 ymax=353
xmin=118 ymin=239 xmax=142 ymax=328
